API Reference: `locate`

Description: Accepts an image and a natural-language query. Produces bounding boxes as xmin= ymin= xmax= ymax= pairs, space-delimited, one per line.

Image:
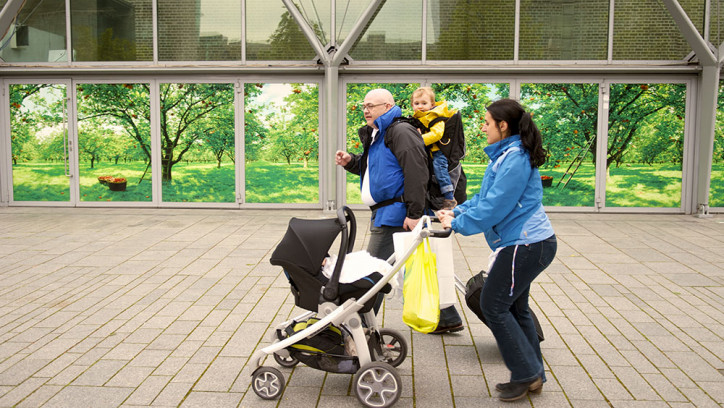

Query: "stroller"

xmin=249 ymin=206 xmax=450 ymax=408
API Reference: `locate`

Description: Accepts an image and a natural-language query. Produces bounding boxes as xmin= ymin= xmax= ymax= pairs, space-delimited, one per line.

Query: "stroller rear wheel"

xmin=353 ymin=362 xmax=402 ymax=408
xmin=251 ymin=366 xmax=285 ymax=400
xmin=375 ymin=328 xmax=407 ymax=367
xmin=273 ymin=352 xmax=300 ymax=368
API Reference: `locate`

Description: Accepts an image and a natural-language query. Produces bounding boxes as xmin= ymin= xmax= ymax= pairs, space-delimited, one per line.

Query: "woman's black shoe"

xmin=495 ymin=380 xmax=543 ymax=393
xmin=498 ymin=377 xmax=542 ymax=402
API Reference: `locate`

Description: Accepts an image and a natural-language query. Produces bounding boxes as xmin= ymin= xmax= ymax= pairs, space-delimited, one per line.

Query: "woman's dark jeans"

xmin=481 ymin=235 xmax=557 ymax=383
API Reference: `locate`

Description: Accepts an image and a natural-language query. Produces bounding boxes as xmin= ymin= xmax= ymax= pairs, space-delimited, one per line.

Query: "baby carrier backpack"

xmin=393 ymin=111 xmax=468 ymax=210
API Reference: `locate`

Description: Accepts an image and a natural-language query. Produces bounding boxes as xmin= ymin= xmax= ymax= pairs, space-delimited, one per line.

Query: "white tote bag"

xmin=393 ymin=220 xmax=456 ymax=308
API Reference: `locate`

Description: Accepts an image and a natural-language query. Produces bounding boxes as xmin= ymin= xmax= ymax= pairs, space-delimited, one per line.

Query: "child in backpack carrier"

xmin=411 ymin=87 xmax=457 ymax=210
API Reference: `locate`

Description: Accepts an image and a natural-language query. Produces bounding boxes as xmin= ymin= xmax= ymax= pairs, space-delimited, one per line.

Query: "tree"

xmin=77 ymin=83 xmax=151 ymax=170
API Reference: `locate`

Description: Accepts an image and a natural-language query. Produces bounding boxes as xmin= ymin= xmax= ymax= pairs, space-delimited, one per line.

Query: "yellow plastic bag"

xmin=402 ymin=237 xmax=439 ymax=333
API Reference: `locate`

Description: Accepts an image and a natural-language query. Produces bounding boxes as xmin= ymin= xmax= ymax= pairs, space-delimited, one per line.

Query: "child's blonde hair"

xmin=411 ymin=87 xmax=436 ymax=105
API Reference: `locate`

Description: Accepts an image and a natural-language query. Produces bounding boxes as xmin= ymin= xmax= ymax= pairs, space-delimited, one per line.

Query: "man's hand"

xmin=436 ymin=210 xmax=455 ymax=230
xmin=403 ymin=217 xmax=419 ymax=231
xmin=335 ymin=150 xmax=351 ymax=166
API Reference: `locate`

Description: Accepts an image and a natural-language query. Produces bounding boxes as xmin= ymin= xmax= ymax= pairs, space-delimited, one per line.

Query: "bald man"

xmin=335 ymin=88 xmax=428 ymax=260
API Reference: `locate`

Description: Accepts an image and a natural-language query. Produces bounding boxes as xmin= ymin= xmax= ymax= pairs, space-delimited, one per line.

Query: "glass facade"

xmin=426 ymin=0 xmax=515 ymax=60
xmin=0 ymin=0 xmax=67 ymax=63
xmin=0 ymin=1 xmax=717 ymax=213
xmin=158 ymin=0 xmax=240 ymax=61
xmin=349 ymin=0 xmax=422 ymax=60
xmin=159 ymin=83 xmax=236 ymax=203
xmin=76 ymin=83 xmax=152 ymax=202
xmin=246 ymin=0 xmax=316 ymax=60
xmin=9 ymin=83 xmax=71 ymax=201
xmin=71 ymin=0 xmax=152 ymax=61
xmin=605 ymin=83 xmax=686 ymax=207
xmin=712 ymin=81 xmax=724 ymax=208
xmin=521 ymin=83 xmax=599 ymax=207
xmin=245 ymin=83 xmax=320 ymax=203
xmin=613 ymin=0 xmax=694 ymax=60
xmin=519 ymin=0 xmax=608 ymax=60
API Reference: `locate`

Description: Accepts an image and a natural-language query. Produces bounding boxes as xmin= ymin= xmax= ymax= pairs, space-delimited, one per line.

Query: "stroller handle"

xmin=426 ymin=215 xmax=453 ymax=238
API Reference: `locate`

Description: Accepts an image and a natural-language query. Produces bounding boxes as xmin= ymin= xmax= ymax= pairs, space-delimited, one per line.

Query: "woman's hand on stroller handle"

xmin=435 ymin=210 xmax=455 ymax=232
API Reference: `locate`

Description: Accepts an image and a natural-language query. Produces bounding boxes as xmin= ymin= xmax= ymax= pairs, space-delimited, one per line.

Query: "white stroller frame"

xmin=249 ymin=208 xmax=451 ymax=408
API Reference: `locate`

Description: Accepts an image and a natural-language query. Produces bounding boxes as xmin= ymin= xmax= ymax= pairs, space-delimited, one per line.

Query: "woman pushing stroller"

xmin=438 ymin=99 xmax=557 ymax=402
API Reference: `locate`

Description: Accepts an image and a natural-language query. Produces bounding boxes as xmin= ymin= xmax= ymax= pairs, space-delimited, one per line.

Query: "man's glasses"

xmin=360 ymin=102 xmax=386 ymax=111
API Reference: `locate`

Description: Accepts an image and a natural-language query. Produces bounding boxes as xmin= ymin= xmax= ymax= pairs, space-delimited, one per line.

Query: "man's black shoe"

xmin=430 ymin=322 xmax=464 ymax=334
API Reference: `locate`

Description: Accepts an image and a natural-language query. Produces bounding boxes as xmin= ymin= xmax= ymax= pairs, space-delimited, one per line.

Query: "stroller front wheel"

xmin=251 ymin=366 xmax=285 ymax=400
xmin=353 ymin=362 xmax=402 ymax=408
xmin=376 ymin=328 xmax=408 ymax=367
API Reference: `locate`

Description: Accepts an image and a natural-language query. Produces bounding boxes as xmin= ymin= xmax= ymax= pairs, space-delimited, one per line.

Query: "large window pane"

xmin=0 ymin=0 xmax=66 ymax=63
xmin=245 ymin=83 xmax=319 ymax=203
xmin=76 ymin=83 xmax=152 ymax=202
xmin=9 ymin=84 xmax=70 ymax=201
xmin=522 ymin=83 xmax=599 ymax=207
xmin=519 ymin=0 xmax=608 ymax=60
xmin=336 ymin=0 xmax=373 ymax=45
xmin=605 ymin=83 xmax=686 ymax=207
xmin=246 ymin=0 xmax=316 ymax=60
xmin=427 ymin=0 xmax=514 ymax=60
xmin=349 ymin=0 xmax=421 ymax=60
xmin=613 ymin=0 xmax=693 ymax=60
xmin=158 ymin=0 xmax=241 ymax=61
xmin=712 ymin=81 xmax=724 ymax=208
xmin=71 ymin=0 xmax=152 ymax=61
xmin=159 ymin=83 xmax=236 ymax=203
xmin=293 ymin=0 xmax=331 ymax=46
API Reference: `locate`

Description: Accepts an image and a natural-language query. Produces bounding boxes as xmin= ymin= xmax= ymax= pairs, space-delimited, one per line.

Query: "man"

xmin=335 ymin=88 xmax=427 ymax=257
xmin=335 ymin=89 xmax=463 ymax=333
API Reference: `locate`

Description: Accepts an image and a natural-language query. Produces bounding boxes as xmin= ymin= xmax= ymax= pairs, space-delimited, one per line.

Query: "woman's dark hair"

xmin=486 ymin=98 xmax=547 ymax=168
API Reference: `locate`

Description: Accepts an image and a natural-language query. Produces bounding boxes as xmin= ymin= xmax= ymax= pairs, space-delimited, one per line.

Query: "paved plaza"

xmin=0 ymin=207 xmax=722 ymax=408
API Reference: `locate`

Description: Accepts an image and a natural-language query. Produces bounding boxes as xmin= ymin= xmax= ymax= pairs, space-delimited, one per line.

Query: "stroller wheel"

xmin=273 ymin=352 xmax=300 ymax=368
xmin=376 ymin=329 xmax=408 ymax=367
xmin=251 ymin=366 xmax=285 ymax=400
xmin=353 ymin=362 xmax=402 ymax=408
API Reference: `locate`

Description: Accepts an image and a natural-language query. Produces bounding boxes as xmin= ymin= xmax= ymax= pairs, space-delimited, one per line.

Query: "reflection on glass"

xmin=711 ymin=82 xmax=724 ymax=207
xmin=245 ymin=83 xmax=320 ymax=203
xmin=521 ymin=83 xmax=598 ymax=207
xmin=613 ymin=0 xmax=693 ymax=60
xmin=0 ymin=0 xmax=67 ymax=63
xmin=158 ymin=0 xmax=240 ymax=61
xmin=76 ymin=83 xmax=151 ymax=202
xmin=294 ymin=0 xmax=331 ymax=45
xmin=336 ymin=0 xmax=372 ymax=45
xmin=519 ymin=0 xmax=608 ymax=60
xmin=246 ymin=0 xmax=316 ymax=60
xmin=432 ymin=83 xmax=509 ymax=197
xmin=349 ymin=0 xmax=421 ymax=60
xmin=71 ymin=0 xmax=152 ymax=61
xmin=10 ymin=84 xmax=70 ymax=201
xmin=159 ymin=83 xmax=236 ymax=203
xmin=606 ymin=83 xmax=686 ymax=207
xmin=427 ymin=0 xmax=514 ymax=60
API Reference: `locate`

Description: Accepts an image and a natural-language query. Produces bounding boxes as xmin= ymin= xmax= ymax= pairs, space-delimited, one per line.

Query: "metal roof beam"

xmin=0 ymin=0 xmax=26 ymax=40
xmin=332 ymin=0 xmax=385 ymax=66
xmin=661 ymin=0 xmax=717 ymax=66
xmin=282 ymin=0 xmax=329 ymax=65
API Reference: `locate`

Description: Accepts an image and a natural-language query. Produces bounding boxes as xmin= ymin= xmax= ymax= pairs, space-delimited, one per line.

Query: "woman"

xmin=438 ymin=99 xmax=557 ymax=402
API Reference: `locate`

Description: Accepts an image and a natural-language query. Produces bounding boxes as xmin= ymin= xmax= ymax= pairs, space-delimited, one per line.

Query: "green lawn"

xmin=12 ymin=160 xmax=721 ymax=208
